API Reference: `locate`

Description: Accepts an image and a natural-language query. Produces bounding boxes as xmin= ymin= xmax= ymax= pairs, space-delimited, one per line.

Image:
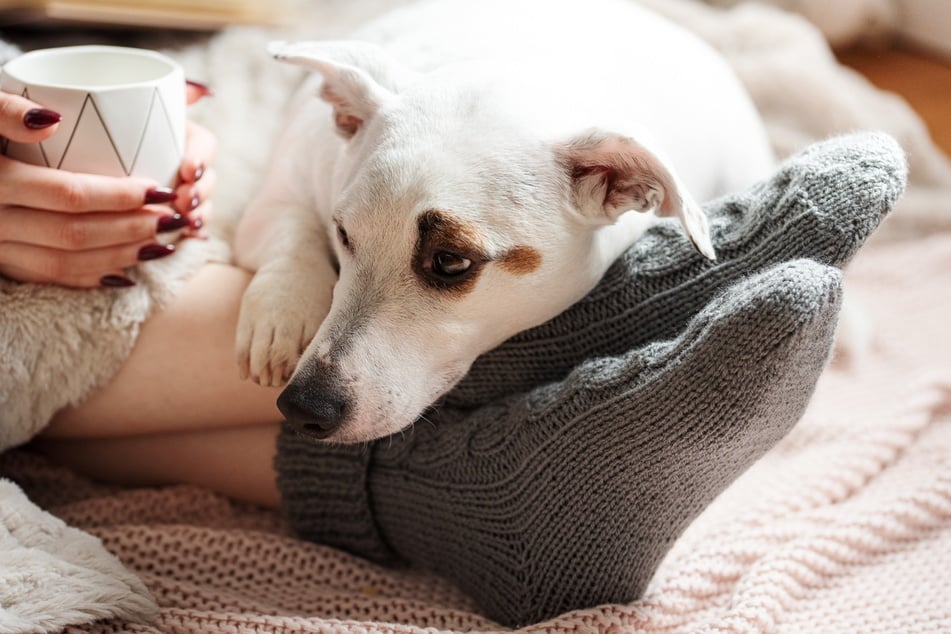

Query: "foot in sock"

xmin=446 ymin=131 xmax=906 ymax=408
xmin=277 ymin=259 xmax=843 ymax=626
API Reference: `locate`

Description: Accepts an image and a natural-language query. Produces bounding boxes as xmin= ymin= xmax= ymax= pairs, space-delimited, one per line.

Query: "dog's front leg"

xmin=235 ymin=205 xmax=335 ymax=387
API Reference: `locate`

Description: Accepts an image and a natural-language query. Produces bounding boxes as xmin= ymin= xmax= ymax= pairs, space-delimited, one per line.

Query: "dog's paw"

xmin=235 ymin=270 xmax=331 ymax=387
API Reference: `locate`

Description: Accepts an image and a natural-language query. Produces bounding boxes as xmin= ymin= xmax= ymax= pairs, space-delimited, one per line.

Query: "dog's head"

xmin=269 ymin=41 xmax=715 ymax=443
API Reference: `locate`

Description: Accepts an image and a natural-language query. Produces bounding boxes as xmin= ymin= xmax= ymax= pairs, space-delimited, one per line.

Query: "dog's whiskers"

xmin=418 ymin=412 xmax=437 ymax=431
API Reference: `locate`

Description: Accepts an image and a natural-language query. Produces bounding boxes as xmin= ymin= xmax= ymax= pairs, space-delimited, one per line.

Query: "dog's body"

xmin=234 ymin=0 xmax=774 ymax=442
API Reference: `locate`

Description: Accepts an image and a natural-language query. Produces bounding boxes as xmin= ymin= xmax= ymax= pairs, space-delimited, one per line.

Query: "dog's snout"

xmin=277 ymin=369 xmax=350 ymax=440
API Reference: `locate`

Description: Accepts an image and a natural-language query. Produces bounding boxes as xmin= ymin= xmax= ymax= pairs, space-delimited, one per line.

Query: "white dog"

xmin=233 ymin=0 xmax=774 ymax=442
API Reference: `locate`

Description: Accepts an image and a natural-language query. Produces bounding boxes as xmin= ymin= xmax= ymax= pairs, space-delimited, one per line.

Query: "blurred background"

xmin=693 ymin=0 xmax=950 ymax=155
xmin=0 ymin=0 xmax=304 ymax=30
xmin=0 ymin=0 xmax=945 ymax=155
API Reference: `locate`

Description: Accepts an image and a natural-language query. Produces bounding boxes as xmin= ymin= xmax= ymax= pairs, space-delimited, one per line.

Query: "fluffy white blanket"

xmin=1 ymin=0 xmax=950 ymax=631
xmin=0 ymin=480 xmax=156 ymax=633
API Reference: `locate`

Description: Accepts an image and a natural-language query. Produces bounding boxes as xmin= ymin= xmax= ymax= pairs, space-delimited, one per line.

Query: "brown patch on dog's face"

xmin=413 ymin=210 xmax=490 ymax=295
xmin=499 ymin=245 xmax=542 ymax=275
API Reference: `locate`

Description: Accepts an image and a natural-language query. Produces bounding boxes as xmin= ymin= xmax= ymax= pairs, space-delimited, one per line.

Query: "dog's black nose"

xmin=277 ymin=375 xmax=349 ymax=440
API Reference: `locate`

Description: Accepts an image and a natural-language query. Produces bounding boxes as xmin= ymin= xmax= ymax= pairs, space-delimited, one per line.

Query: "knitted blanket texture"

xmin=1 ymin=0 xmax=951 ymax=631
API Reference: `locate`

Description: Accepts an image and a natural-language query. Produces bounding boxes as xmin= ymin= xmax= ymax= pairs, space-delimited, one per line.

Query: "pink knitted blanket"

xmin=2 ymin=230 xmax=950 ymax=634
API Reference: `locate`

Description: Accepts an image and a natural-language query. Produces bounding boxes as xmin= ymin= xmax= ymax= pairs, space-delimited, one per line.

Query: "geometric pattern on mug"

xmin=2 ymin=85 xmax=181 ymax=179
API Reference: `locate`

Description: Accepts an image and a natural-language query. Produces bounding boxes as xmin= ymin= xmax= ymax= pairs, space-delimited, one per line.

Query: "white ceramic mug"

xmin=0 ymin=45 xmax=185 ymax=186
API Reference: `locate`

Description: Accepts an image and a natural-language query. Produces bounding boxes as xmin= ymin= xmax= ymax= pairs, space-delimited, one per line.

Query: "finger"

xmin=178 ymin=121 xmax=217 ymax=184
xmin=183 ymin=200 xmax=212 ymax=239
xmin=173 ymin=166 xmax=216 ymax=216
xmin=0 ymin=92 xmax=61 ymax=142
xmin=0 ymin=239 xmax=175 ymax=287
xmin=0 ymin=261 xmax=134 ymax=288
xmin=186 ymin=79 xmax=214 ymax=105
xmin=0 ymin=206 xmax=183 ymax=250
xmin=0 ymin=156 xmax=171 ymax=212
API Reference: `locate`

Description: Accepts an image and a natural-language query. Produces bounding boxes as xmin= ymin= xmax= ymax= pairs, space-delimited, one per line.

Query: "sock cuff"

xmin=274 ymin=428 xmax=395 ymax=563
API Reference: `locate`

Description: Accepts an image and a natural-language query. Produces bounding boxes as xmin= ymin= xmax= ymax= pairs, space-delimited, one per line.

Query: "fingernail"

xmin=157 ymin=213 xmax=189 ymax=233
xmin=186 ymin=79 xmax=214 ymax=97
xmin=193 ymin=163 xmax=205 ymax=181
xmin=138 ymin=243 xmax=176 ymax=261
xmin=190 ymin=216 xmax=204 ymax=231
xmin=190 ymin=194 xmax=200 ymax=210
xmin=100 ymin=274 xmax=135 ymax=287
xmin=145 ymin=187 xmax=177 ymax=205
xmin=23 ymin=108 xmax=62 ymax=129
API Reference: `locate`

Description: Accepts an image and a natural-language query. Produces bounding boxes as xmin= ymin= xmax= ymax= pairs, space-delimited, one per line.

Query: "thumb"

xmin=0 ymin=91 xmax=61 ymax=142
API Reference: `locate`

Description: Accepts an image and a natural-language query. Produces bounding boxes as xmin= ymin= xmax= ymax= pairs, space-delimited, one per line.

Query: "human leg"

xmin=33 ymin=423 xmax=281 ymax=507
xmin=29 ymin=133 xmax=906 ymax=626
xmin=34 ymin=261 xmax=284 ymax=504
xmin=42 ymin=263 xmax=284 ymax=438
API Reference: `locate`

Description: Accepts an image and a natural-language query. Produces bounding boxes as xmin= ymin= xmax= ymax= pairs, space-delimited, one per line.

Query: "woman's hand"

xmin=0 ymin=83 xmax=216 ymax=288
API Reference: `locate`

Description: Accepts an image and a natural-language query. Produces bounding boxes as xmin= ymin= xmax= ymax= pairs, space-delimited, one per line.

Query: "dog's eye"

xmin=336 ymin=225 xmax=350 ymax=250
xmin=432 ymin=251 xmax=471 ymax=277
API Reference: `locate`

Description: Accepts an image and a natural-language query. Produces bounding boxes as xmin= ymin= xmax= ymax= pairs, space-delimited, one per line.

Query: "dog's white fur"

xmin=233 ymin=0 xmax=773 ymax=442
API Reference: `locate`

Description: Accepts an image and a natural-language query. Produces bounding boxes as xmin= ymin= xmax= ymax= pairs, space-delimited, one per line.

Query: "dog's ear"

xmin=557 ymin=131 xmax=716 ymax=260
xmin=269 ymin=41 xmax=415 ymax=139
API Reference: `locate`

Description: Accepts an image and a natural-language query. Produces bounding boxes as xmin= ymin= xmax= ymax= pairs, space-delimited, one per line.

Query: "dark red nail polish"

xmin=186 ymin=79 xmax=214 ymax=97
xmin=144 ymin=187 xmax=177 ymax=205
xmin=23 ymin=108 xmax=62 ymax=129
xmin=157 ymin=214 xmax=189 ymax=233
xmin=193 ymin=163 xmax=205 ymax=181
xmin=100 ymin=274 xmax=135 ymax=287
xmin=138 ymin=243 xmax=176 ymax=261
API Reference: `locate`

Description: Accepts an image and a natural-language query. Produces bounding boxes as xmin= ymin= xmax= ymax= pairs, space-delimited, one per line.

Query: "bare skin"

xmin=35 ymin=423 xmax=282 ymax=508
xmin=43 ymin=264 xmax=282 ymax=438
xmin=33 ymin=263 xmax=285 ymax=507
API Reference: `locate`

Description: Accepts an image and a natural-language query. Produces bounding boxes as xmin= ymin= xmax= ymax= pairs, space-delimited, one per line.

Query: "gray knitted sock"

xmin=276 ymin=259 xmax=843 ymax=626
xmin=445 ymin=131 xmax=906 ymax=408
